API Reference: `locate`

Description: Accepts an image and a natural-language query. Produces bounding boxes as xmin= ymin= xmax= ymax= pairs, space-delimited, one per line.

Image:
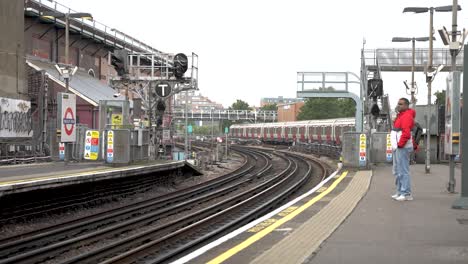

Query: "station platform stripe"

xmin=250 ymin=170 xmax=372 ymax=264
xmin=207 ymin=170 xmax=358 ymax=264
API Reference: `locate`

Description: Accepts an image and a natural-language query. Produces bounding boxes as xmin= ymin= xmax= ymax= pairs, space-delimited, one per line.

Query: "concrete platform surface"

xmin=0 ymin=160 xmax=188 ymax=196
xmin=307 ymin=164 xmax=468 ymax=264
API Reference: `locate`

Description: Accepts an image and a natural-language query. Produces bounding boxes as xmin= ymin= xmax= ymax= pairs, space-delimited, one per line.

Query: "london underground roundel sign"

xmin=60 ymin=93 xmax=76 ymax=142
xmin=63 ymin=107 xmax=75 ymax=136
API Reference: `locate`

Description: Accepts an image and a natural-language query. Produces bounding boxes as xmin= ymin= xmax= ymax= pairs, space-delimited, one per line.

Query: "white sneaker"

xmin=395 ymin=194 xmax=413 ymax=201
xmin=391 ymin=193 xmax=399 ymax=199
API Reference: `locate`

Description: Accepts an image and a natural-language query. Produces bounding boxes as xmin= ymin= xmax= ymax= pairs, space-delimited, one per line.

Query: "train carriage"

xmin=230 ymin=118 xmax=355 ymax=147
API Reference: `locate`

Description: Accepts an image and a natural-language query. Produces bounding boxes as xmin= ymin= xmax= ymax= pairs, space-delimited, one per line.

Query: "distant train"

xmin=230 ymin=118 xmax=355 ymax=145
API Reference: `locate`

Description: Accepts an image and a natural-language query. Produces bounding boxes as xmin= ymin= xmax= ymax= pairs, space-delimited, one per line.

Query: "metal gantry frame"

xmin=108 ymin=51 xmax=199 ymax=160
xmin=296 ymin=71 xmax=364 ymax=132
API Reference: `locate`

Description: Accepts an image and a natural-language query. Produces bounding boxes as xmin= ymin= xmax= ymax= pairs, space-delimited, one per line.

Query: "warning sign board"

xmin=107 ymin=130 xmax=114 ymax=163
xmin=386 ymin=133 xmax=392 ymax=162
xmin=359 ymin=134 xmax=366 ymax=167
xmin=59 ymin=142 xmax=65 ymax=160
xmin=84 ymin=130 xmax=100 ymax=160
xmin=111 ymin=114 xmax=123 ymax=128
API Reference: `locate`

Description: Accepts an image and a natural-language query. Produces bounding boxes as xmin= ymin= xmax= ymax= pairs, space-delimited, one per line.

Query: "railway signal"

xmin=173 ymin=53 xmax=188 ymax=79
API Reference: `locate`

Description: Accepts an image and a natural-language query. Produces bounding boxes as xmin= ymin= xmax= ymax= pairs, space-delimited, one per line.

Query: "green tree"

xmin=193 ymin=125 xmax=211 ymax=135
xmin=297 ymin=98 xmax=355 ymax=120
xmin=230 ymin=99 xmax=251 ymax=110
xmin=260 ymin=103 xmax=278 ymax=111
xmin=337 ymin=98 xmax=356 ymax=117
xmin=434 ymin=90 xmax=446 ymax=105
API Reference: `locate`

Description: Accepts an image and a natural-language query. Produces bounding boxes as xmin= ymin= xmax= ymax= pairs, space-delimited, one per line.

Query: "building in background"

xmin=260 ymin=96 xmax=303 ymax=107
xmin=0 ymin=0 xmax=169 ymax=160
xmin=174 ymin=91 xmax=224 ymax=111
xmin=277 ymin=102 xmax=304 ymax=122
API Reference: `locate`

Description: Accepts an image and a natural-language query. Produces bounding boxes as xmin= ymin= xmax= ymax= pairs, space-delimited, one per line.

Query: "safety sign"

xmin=84 ymin=130 xmax=100 ymax=160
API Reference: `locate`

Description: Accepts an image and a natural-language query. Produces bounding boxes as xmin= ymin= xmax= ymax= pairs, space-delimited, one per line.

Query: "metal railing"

xmin=296 ymin=72 xmax=361 ymax=92
xmin=26 ymin=0 xmax=165 ymax=57
xmin=363 ymin=48 xmax=464 ymax=71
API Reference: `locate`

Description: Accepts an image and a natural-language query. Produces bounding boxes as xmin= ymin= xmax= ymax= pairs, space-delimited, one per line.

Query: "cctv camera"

xmin=113 ymin=93 xmax=121 ymax=98
xmin=71 ymin=66 xmax=78 ymax=76
xmin=54 ymin=64 xmax=63 ymax=75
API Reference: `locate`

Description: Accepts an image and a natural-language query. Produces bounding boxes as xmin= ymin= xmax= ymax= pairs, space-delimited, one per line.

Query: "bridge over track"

xmin=171 ymin=109 xmax=277 ymax=122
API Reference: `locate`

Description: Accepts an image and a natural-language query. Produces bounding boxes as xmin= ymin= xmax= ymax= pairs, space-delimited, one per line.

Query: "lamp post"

xmin=402 ymin=5 xmax=460 ymax=174
xmin=392 ymin=37 xmax=430 ymax=106
xmin=42 ymin=12 xmax=93 ymax=69
xmin=41 ymin=11 xmax=93 ymax=164
xmin=42 ymin=11 xmax=93 ymax=93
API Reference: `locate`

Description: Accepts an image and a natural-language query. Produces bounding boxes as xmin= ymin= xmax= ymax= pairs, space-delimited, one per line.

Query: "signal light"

xmin=173 ymin=53 xmax=188 ymax=79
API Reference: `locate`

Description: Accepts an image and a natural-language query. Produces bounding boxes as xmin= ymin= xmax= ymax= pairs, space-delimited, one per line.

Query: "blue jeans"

xmin=392 ymin=147 xmax=412 ymax=196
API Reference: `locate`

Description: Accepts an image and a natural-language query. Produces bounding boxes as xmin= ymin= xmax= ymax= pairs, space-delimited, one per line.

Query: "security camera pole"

xmin=392 ymin=36 xmax=430 ymax=106
xmin=42 ymin=11 xmax=92 ymax=164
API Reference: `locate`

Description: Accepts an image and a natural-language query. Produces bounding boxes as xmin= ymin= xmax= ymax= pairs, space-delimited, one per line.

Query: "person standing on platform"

xmin=390 ymin=98 xmax=416 ymax=201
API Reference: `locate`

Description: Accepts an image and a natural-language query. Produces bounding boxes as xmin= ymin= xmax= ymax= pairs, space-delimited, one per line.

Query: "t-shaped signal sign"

xmin=154 ymin=81 xmax=172 ymax=98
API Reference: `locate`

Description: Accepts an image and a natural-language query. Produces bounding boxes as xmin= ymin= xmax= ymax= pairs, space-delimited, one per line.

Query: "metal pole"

xmin=225 ymin=131 xmax=228 ymax=158
xmin=64 ymin=15 xmax=70 ymax=165
xmin=211 ymin=109 xmax=214 ymax=151
xmin=411 ymin=38 xmax=416 ymax=106
xmin=125 ymin=83 xmax=129 ymax=101
xmin=64 ymin=78 xmax=69 ymax=164
xmin=448 ymin=0 xmax=458 ymax=193
xmin=184 ymin=91 xmax=188 ymax=160
xmin=65 ymin=15 xmax=69 ymax=66
xmin=426 ymin=9 xmax=434 ymax=174
xmin=42 ymin=73 xmax=48 ymax=154
xmin=148 ymin=83 xmax=153 ymax=159
xmin=453 ymin=43 xmax=468 ymax=209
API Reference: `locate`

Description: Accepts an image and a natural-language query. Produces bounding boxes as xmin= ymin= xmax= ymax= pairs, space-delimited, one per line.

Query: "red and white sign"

xmin=60 ymin=93 xmax=76 ymax=142
xmin=59 ymin=142 xmax=65 ymax=160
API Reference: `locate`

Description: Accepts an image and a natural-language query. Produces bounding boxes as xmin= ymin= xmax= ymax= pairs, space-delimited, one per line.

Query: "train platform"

xmin=0 ymin=160 xmax=200 ymax=197
xmin=174 ymin=163 xmax=468 ymax=264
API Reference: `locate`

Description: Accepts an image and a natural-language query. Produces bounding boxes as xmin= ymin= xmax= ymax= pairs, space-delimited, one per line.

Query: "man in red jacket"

xmin=391 ymin=98 xmax=415 ymax=201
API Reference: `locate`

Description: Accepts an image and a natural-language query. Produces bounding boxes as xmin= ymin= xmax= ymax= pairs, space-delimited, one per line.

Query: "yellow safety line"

xmin=207 ymin=170 xmax=349 ymax=264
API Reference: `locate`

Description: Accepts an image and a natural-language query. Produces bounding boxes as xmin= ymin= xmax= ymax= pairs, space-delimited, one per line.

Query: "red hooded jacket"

xmin=393 ymin=108 xmax=416 ymax=148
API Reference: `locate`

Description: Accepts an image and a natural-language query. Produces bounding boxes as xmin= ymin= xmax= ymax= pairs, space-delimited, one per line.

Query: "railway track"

xmin=0 ymin=146 xmax=328 ymax=264
xmin=0 ymin=148 xmax=263 ymax=263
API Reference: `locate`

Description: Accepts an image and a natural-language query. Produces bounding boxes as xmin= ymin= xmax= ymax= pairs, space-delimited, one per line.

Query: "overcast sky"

xmin=58 ymin=0 xmax=466 ymax=109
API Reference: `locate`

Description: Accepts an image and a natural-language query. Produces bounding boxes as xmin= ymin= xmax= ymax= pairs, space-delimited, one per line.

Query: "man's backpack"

xmin=412 ymin=122 xmax=423 ymax=146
